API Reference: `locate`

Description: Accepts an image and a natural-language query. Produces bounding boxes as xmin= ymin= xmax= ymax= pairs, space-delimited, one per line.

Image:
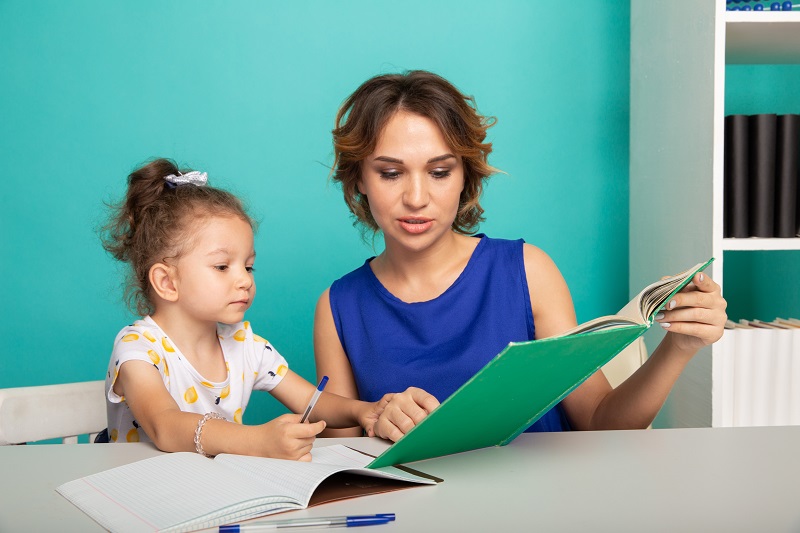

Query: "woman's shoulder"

xmin=520 ymin=242 xmax=564 ymax=283
xmin=520 ymin=241 xmax=554 ymax=265
xmin=329 ymin=258 xmax=374 ymax=292
xmin=477 ymin=234 xmax=553 ymax=267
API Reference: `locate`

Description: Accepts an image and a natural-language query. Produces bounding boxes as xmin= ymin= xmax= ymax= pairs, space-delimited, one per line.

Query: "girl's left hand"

xmin=654 ymin=272 xmax=727 ymax=354
xmin=361 ymin=387 xmax=439 ymax=442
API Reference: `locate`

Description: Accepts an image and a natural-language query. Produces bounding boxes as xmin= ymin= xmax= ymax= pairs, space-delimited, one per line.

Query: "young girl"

xmin=315 ymin=70 xmax=728 ymax=439
xmin=100 ymin=158 xmax=431 ymax=460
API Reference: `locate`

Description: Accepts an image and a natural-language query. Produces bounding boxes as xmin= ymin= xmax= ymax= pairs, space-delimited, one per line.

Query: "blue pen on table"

xmin=299 ymin=375 xmax=328 ymax=423
xmin=219 ymin=513 xmax=395 ymax=531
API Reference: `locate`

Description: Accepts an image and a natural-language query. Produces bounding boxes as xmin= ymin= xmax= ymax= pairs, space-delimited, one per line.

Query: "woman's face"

xmin=358 ymin=110 xmax=465 ymax=253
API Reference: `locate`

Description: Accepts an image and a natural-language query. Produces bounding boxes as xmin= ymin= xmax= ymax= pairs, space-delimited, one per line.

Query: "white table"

xmin=2 ymin=426 xmax=800 ymax=532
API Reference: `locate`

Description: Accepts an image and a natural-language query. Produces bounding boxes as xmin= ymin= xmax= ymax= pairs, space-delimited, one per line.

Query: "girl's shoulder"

xmin=111 ymin=317 xmax=163 ymax=347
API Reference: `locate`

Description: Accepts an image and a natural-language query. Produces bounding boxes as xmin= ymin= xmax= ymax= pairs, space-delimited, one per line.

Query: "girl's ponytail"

xmin=102 ymin=158 xmax=180 ymax=263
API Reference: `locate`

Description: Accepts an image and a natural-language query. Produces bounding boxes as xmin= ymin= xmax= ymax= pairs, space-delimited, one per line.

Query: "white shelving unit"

xmin=630 ymin=1 xmax=800 ymax=428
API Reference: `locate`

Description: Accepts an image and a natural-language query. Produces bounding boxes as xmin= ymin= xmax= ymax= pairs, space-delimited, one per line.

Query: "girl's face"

xmin=358 ymin=110 xmax=465 ymax=253
xmin=171 ymin=215 xmax=256 ymax=326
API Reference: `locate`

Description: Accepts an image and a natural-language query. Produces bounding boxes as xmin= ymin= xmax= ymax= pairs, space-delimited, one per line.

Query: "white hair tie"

xmin=164 ymin=171 xmax=208 ymax=187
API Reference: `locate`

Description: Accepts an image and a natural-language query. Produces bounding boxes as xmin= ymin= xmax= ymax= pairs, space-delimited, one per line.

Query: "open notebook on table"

xmin=57 ymin=444 xmax=439 ymax=533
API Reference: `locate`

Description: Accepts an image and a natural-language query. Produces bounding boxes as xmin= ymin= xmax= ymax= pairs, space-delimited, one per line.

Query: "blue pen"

xmin=219 ymin=513 xmax=395 ymax=531
xmin=299 ymin=376 xmax=329 ymax=423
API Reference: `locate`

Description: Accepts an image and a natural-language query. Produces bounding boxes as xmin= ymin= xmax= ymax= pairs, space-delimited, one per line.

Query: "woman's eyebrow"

xmin=427 ymin=154 xmax=456 ymax=164
xmin=373 ymin=156 xmax=403 ymax=164
xmin=372 ymin=154 xmax=456 ymax=164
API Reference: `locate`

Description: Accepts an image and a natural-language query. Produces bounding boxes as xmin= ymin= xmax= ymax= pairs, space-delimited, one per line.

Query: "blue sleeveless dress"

xmin=329 ymin=234 xmax=570 ymax=432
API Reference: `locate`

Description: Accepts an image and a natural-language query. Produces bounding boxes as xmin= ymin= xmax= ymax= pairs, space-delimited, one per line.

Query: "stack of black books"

xmin=724 ymin=114 xmax=800 ymax=238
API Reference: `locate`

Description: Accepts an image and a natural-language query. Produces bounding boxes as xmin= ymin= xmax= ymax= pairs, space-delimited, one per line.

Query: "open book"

xmin=56 ymin=444 xmax=438 ymax=533
xmin=366 ymin=259 xmax=713 ymax=468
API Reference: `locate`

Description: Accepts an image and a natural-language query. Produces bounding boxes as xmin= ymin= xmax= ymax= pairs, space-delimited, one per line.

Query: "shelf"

xmin=722 ymin=238 xmax=800 ymax=250
xmin=726 ymin=12 xmax=800 ymax=63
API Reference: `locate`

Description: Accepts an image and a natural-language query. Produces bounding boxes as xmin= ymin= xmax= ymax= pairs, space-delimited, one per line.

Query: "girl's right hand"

xmin=256 ymin=414 xmax=326 ymax=461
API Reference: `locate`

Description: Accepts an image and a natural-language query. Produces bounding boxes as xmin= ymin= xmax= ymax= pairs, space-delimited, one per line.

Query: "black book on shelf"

xmin=775 ymin=114 xmax=799 ymax=238
xmin=748 ymin=114 xmax=778 ymax=238
xmin=724 ymin=115 xmax=750 ymax=238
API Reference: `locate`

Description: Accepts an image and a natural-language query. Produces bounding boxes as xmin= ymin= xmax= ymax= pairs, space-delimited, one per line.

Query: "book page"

xmin=636 ymin=260 xmax=710 ymax=321
xmin=216 ymin=445 xmax=437 ymax=489
xmin=56 ymin=452 xmax=296 ymax=533
xmin=558 ymin=315 xmax=639 ymax=337
xmin=544 ymin=260 xmax=712 ymax=339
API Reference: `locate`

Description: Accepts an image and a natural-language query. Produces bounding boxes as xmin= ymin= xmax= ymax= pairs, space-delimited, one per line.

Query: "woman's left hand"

xmin=654 ymin=272 xmax=727 ymax=355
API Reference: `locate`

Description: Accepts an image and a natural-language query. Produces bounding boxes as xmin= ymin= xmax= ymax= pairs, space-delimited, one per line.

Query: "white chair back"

xmin=0 ymin=381 xmax=106 ymax=444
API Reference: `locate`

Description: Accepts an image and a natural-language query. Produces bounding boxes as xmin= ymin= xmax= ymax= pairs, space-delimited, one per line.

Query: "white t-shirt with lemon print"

xmin=105 ymin=316 xmax=288 ymax=444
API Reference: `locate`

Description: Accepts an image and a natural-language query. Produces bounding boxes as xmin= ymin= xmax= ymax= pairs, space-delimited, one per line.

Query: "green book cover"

xmin=367 ymin=259 xmax=713 ymax=469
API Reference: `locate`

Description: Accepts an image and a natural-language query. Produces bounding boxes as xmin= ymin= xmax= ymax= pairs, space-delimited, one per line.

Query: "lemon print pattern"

xmin=107 ymin=318 xmax=290 ymax=446
xmin=127 ymin=428 xmax=140 ymax=442
xmin=184 ymin=387 xmax=198 ymax=404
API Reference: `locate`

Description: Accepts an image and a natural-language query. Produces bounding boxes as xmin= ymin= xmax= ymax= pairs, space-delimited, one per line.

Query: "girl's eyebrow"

xmin=206 ymin=249 xmax=256 ymax=259
xmin=373 ymin=154 xmax=456 ymax=164
xmin=206 ymin=248 xmax=230 ymax=257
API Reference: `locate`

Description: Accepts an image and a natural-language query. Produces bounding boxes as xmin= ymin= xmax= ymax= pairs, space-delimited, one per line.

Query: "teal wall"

xmin=0 ymin=1 xmax=630 ymax=423
xmin=724 ymin=65 xmax=800 ymax=322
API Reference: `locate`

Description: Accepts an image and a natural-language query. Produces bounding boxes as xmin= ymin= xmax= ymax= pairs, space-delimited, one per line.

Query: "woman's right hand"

xmin=256 ymin=414 xmax=326 ymax=461
xmin=369 ymin=387 xmax=440 ymax=442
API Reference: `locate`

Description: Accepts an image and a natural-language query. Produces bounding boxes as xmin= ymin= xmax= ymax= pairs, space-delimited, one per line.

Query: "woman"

xmin=314 ymin=70 xmax=727 ymax=439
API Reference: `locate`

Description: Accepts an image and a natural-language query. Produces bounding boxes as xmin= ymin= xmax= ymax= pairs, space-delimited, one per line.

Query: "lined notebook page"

xmin=56 ymin=452 xmax=299 ymax=533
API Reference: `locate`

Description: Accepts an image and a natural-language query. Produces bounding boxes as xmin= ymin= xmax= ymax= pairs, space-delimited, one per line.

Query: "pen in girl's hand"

xmin=299 ymin=376 xmax=328 ymax=423
xmin=219 ymin=513 xmax=396 ymax=531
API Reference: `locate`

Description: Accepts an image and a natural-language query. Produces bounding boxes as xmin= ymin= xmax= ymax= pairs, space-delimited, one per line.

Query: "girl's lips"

xmin=398 ymin=218 xmax=433 ymax=234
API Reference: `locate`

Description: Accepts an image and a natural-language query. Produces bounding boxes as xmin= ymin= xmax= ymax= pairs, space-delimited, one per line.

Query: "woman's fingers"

xmin=655 ymin=272 xmax=727 ymax=348
xmin=372 ymin=387 xmax=440 ymax=441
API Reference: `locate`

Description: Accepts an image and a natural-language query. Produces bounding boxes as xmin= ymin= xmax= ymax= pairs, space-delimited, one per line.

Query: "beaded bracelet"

xmin=194 ymin=412 xmax=225 ymax=457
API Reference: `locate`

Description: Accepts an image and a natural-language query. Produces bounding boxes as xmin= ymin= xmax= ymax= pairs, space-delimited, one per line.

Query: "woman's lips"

xmin=398 ymin=218 xmax=433 ymax=234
